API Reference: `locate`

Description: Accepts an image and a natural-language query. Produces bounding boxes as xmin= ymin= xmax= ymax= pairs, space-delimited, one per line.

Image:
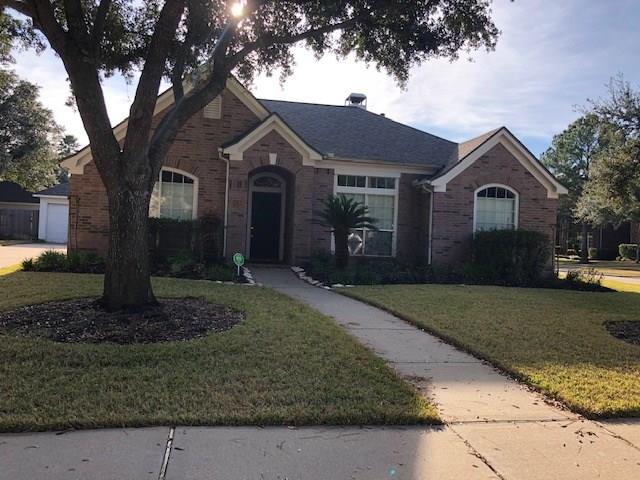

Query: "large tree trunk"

xmin=579 ymin=222 xmax=589 ymax=264
xmin=334 ymin=228 xmax=350 ymax=269
xmin=102 ymin=183 xmax=156 ymax=311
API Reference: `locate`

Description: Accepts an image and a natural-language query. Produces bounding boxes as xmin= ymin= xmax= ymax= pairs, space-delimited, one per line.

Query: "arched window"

xmin=474 ymin=184 xmax=518 ymax=232
xmin=149 ymin=168 xmax=198 ymax=220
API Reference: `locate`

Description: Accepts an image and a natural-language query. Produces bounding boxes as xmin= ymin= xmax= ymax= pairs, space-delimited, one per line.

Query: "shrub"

xmin=619 ymin=243 xmax=639 ymax=261
xmin=588 ymin=247 xmax=599 ymax=260
xmin=471 ymin=229 xmax=551 ymax=286
xmin=205 ymin=264 xmax=235 ymax=282
xmin=167 ymin=250 xmax=205 ymax=278
xmin=149 ymin=215 xmax=223 ymax=264
xmin=22 ymin=250 xmax=105 ymax=273
xmin=555 ymin=268 xmax=611 ymax=291
xmin=66 ymin=250 xmax=105 ymax=273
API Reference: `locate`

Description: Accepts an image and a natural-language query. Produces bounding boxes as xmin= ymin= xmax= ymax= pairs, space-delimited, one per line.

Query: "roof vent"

xmin=345 ymin=93 xmax=367 ymax=109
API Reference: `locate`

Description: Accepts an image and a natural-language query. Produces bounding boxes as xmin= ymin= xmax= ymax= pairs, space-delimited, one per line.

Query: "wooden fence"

xmin=0 ymin=209 xmax=39 ymax=240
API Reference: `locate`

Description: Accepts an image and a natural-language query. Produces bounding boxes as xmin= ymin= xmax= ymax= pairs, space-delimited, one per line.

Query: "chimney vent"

xmin=345 ymin=93 xmax=367 ymax=109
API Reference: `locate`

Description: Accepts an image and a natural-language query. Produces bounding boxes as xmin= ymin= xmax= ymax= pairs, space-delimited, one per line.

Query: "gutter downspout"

xmin=220 ymin=149 xmax=230 ymax=258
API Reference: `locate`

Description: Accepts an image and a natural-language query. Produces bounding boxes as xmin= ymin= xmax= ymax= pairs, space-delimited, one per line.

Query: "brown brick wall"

xmin=431 ymin=143 xmax=558 ymax=264
xmin=396 ymin=173 xmax=429 ymax=262
xmin=69 ymin=88 xmax=262 ymax=255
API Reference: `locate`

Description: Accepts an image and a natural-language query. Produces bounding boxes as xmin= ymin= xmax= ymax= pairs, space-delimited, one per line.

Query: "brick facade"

xmin=69 ymin=88 xmax=333 ymax=263
xmin=69 ymin=89 xmax=558 ymax=266
xmin=396 ymin=173 xmax=429 ymax=262
xmin=430 ymin=143 xmax=558 ymax=264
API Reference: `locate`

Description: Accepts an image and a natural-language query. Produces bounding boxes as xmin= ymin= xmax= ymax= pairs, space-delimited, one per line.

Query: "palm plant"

xmin=316 ymin=195 xmax=377 ymax=269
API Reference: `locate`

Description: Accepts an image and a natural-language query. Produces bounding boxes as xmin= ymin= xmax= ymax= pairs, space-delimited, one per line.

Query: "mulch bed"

xmin=604 ymin=320 xmax=640 ymax=346
xmin=0 ymin=297 xmax=243 ymax=344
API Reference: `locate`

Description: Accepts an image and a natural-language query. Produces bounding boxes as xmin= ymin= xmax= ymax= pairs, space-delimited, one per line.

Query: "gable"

xmin=429 ymin=128 xmax=568 ymax=199
xmin=222 ymin=114 xmax=322 ymax=166
xmin=61 ymin=77 xmax=269 ymax=175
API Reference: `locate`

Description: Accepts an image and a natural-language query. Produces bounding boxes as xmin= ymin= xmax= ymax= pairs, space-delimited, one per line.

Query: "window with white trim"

xmin=335 ymin=175 xmax=397 ymax=256
xmin=474 ymin=185 xmax=518 ymax=231
xmin=149 ymin=168 xmax=197 ymax=220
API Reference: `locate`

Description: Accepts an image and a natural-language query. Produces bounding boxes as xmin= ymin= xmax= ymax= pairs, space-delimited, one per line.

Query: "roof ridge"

xmin=260 ymin=98 xmax=458 ymax=146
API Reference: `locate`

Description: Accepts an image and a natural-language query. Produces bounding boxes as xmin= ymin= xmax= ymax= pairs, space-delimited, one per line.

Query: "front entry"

xmin=248 ymin=172 xmax=286 ymax=261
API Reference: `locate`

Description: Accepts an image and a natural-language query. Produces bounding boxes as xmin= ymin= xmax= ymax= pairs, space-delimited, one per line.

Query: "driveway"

xmin=0 ymin=242 xmax=66 ymax=268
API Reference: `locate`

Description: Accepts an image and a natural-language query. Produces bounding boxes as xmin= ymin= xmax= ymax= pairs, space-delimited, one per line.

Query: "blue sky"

xmin=9 ymin=0 xmax=640 ymax=156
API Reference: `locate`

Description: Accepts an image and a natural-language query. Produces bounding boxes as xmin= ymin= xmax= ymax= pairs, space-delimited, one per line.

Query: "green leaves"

xmin=316 ymin=194 xmax=378 ymax=232
xmin=0 ymin=69 xmax=62 ymax=190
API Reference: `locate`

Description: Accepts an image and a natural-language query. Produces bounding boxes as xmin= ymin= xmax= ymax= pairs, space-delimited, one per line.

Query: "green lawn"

xmin=344 ymin=284 xmax=640 ymax=419
xmin=0 ymin=272 xmax=437 ymax=432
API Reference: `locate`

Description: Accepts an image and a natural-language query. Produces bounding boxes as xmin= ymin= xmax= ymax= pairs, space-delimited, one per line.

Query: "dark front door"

xmin=250 ymin=191 xmax=282 ymax=260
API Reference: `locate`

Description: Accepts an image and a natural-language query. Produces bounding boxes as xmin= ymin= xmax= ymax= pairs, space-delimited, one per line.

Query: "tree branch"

xmin=122 ymin=0 xmax=185 ymax=160
xmin=228 ymin=17 xmax=360 ymax=67
xmin=90 ymin=0 xmax=112 ymax=55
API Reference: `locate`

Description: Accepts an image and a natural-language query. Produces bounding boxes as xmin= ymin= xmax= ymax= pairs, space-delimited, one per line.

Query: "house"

xmin=61 ymin=78 xmax=567 ymax=264
xmin=0 ymin=181 xmax=39 ymax=240
xmin=34 ymin=183 xmax=69 ymax=244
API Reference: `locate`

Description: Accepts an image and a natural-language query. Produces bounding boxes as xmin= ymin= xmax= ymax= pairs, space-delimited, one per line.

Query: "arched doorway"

xmin=247 ymin=171 xmax=286 ymax=261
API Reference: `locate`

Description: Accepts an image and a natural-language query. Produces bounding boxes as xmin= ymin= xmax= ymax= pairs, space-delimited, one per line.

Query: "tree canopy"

xmin=0 ymin=68 xmax=63 ymax=190
xmin=576 ymin=77 xmax=640 ymax=228
xmin=541 ymin=114 xmax=609 ymax=224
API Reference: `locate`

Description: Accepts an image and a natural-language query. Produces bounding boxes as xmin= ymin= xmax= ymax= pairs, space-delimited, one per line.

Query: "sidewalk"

xmin=253 ymin=267 xmax=640 ymax=479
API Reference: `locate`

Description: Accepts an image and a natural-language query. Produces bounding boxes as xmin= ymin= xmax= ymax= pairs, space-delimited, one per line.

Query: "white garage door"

xmin=46 ymin=203 xmax=68 ymax=243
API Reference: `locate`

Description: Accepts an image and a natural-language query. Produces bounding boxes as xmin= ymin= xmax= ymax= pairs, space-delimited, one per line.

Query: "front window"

xmin=335 ymin=175 xmax=397 ymax=256
xmin=149 ymin=168 xmax=197 ymax=220
xmin=474 ymin=185 xmax=518 ymax=231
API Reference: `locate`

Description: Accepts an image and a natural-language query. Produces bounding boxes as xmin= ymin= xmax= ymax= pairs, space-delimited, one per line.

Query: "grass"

xmin=344 ymin=284 xmax=640 ymax=419
xmin=0 ymin=272 xmax=437 ymax=432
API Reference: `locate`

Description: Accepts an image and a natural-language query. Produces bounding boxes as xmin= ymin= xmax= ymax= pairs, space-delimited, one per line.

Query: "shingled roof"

xmin=260 ymin=99 xmax=458 ymax=167
xmin=35 ymin=183 xmax=69 ymax=197
xmin=0 ymin=181 xmax=38 ymax=204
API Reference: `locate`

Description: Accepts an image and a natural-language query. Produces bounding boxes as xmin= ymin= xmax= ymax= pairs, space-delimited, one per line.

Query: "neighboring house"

xmin=34 ymin=183 xmax=69 ymax=244
xmin=0 ymin=181 xmax=39 ymax=240
xmin=61 ymin=78 xmax=567 ymax=265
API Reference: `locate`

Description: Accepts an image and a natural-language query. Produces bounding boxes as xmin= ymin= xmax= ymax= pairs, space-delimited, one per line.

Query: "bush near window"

xmin=149 ymin=214 xmax=223 ymax=264
xmin=619 ymin=243 xmax=640 ymax=261
xmin=471 ymin=229 xmax=551 ymax=286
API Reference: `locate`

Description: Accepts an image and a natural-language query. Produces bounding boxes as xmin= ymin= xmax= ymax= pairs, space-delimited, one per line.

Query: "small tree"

xmin=316 ymin=195 xmax=377 ymax=269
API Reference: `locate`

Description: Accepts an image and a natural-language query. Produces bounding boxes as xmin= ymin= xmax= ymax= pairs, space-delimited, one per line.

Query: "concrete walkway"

xmin=0 ymin=242 xmax=66 ymax=268
xmin=253 ymin=267 xmax=640 ymax=479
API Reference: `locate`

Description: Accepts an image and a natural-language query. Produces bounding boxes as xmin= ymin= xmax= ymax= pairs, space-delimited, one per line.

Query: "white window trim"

xmin=333 ymin=174 xmax=399 ymax=257
xmin=150 ymin=167 xmax=199 ymax=220
xmin=473 ymin=183 xmax=519 ymax=233
xmin=246 ymin=172 xmax=287 ymax=261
